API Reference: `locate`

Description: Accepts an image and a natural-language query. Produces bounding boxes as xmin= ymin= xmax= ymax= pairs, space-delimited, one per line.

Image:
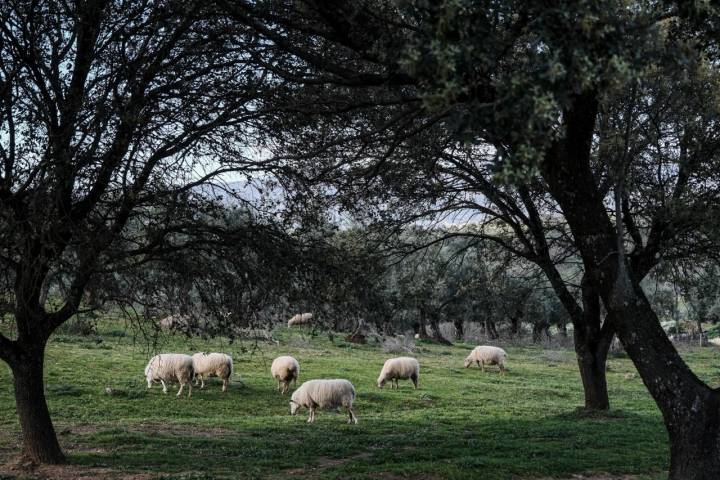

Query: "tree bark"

xmin=509 ymin=314 xmax=520 ymax=336
xmin=10 ymin=341 xmax=65 ymax=464
xmin=532 ymin=321 xmax=550 ymax=343
xmin=428 ymin=317 xmax=452 ymax=345
xmin=571 ymin=276 xmax=613 ymax=410
xmin=574 ymin=328 xmax=612 ymax=410
xmin=666 ymin=393 xmax=720 ymax=479
xmin=453 ymin=318 xmax=464 ymax=340
xmin=485 ymin=318 xmax=499 ymax=339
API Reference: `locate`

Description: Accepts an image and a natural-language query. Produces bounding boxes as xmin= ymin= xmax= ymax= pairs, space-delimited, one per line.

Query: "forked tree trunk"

xmin=571 ymin=277 xmax=613 ymax=410
xmin=10 ymin=341 xmax=65 ymax=464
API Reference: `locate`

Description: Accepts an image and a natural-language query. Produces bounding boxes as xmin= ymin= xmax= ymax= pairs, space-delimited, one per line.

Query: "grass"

xmin=1 ymin=319 xmax=718 ymax=479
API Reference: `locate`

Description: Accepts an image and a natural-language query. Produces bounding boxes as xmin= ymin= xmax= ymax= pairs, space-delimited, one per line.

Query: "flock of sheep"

xmin=144 ymin=315 xmax=509 ymax=424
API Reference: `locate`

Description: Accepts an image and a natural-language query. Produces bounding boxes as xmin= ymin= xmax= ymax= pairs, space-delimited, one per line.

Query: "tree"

xmin=0 ymin=0 xmax=294 ymax=463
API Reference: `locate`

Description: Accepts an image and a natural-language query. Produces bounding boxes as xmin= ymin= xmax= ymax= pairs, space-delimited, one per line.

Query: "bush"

xmin=57 ymin=316 xmax=97 ymax=337
xmin=382 ymin=335 xmax=416 ymax=354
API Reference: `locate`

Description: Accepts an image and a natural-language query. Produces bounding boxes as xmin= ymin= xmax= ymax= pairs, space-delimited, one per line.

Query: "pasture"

xmin=1 ymin=320 xmax=714 ymax=479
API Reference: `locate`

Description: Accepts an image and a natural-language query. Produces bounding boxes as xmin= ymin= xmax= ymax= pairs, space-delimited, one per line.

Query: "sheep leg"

xmin=308 ymin=407 xmax=315 ymax=423
xmin=412 ymin=375 xmax=418 ymax=389
xmin=347 ymin=407 xmax=358 ymax=424
xmin=188 ymin=382 xmax=193 ymax=398
xmin=177 ymin=382 xmax=184 ymax=397
xmin=200 ymin=375 xmax=205 ymax=389
xmin=222 ymin=378 xmax=228 ymax=392
xmin=277 ymin=380 xmax=281 ymax=392
xmin=161 ymin=380 xmax=168 ymax=394
xmin=147 ymin=379 xmax=152 ymax=389
xmin=481 ymin=361 xmax=485 ymax=373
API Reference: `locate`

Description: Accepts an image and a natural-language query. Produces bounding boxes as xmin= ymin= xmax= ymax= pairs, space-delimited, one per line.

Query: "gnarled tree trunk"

xmin=9 ymin=340 xmax=65 ymax=464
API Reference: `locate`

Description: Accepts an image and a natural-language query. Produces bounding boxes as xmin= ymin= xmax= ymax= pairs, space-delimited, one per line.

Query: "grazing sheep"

xmin=288 ymin=312 xmax=313 ymax=327
xmin=290 ymin=379 xmax=358 ymax=424
xmin=271 ymin=356 xmax=300 ymax=394
xmin=192 ymin=352 xmax=233 ymax=392
xmin=144 ymin=353 xmax=194 ymax=397
xmin=709 ymin=337 xmax=720 ymax=348
xmin=464 ymin=346 xmax=508 ymax=374
xmin=377 ymin=357 xmax=420 ymax=389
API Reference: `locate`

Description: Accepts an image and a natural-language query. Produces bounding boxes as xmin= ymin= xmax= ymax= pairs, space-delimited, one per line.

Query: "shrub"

xmin=382 ymin=335 xmax=416 ymax=354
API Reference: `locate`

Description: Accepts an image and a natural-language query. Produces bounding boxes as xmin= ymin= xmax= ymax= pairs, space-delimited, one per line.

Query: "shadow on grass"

xmin=66 ymin=410 xmax=668 ymax=480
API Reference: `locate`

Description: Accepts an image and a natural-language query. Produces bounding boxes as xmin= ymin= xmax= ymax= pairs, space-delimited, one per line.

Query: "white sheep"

xmin=290 ymin=379 xmax=358 ymax=424
xmin=144 ymin=353 xmax=194 ymax=397
xmin=708 ymin=337 xmax=720 ymax=348
xmin=191 ymin=352 xmax=233 ymax=392
xmin=377 ymin=357 xmax=420 ymax=389
xmin=271 ymin=356 xmax=300 ymax=394
xmin=288 ymin=312 xmax=313 ymax=328
xmin=464 ymin=346 xmax=508 ymax=374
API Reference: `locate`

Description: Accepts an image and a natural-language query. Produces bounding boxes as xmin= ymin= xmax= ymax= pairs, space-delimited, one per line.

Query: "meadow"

xmin=1 ymin=320 xmax=717 ymax=480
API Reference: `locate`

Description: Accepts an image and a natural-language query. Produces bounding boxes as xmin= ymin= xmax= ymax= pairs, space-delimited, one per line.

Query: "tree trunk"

xmin=575 ymin=335 xmax=611 ymax=410
xmin=453 ymin=318 xmax=464 ymax=340
xmin=532 ymin=321 xmax=550 ymax=343
xmin=570 ymin=276 xmax=613 ymax=410
xmin=607 ymin=302 xmax=720 ymax=479
xmin=485 ymin=318 xmax=499 ymax=339
xmin=11 ymin=342 xmax=65 ymax=464
xmin=666 ymin=397 xmax=720 ymax=479
xmin=414 ymin=321 xmax=428 ymax=338
xmin=428 ymin=317 xmax=452 ymax=345
xmin=510 ymin=315 xmax=520 ymax=336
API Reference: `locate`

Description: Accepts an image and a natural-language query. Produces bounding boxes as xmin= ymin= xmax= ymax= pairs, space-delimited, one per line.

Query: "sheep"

xmin=144 ymin=353 xmax=194 ymax=397
xmin=377 ymin=357 xmax=420 ymax=389
xmin=290 ymin=379 xmax=358 ymax=424
xmin=288 ymin=312 xmax=313 ymax=328
xmin=708 ymin=337 xmax=720 ymax=348
xmin=191 ymin=352 xmax=233 ymax=392
xmin=271 ymin=356 xmax=300 ymax=394
xmin=464 ymin=345 xmax=508 ymax=374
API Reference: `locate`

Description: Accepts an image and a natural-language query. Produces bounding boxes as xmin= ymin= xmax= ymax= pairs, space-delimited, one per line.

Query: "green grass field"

xmin=1 ymin=320 xmax=717 ymax=479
